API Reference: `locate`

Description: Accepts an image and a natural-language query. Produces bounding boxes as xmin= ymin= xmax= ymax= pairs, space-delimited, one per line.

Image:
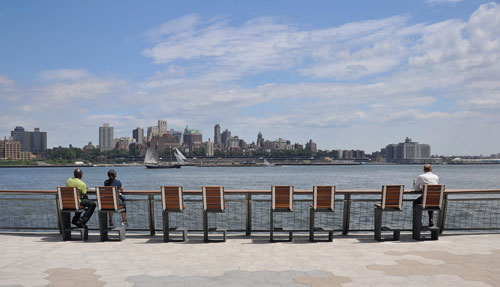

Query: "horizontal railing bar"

xmin=2 ymin=189 xmax=500 ymax=195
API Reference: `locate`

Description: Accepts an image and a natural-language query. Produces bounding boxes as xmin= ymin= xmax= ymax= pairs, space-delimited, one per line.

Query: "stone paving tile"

xmin=1 ymin=232 xmax=500 ymax=286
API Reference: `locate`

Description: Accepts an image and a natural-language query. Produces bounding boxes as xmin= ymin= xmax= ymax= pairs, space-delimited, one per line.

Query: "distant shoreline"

xmin=1 ymin=162 xmax=499 ymax=168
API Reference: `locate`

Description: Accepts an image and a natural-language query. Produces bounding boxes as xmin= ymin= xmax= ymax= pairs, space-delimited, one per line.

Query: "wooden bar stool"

xmin=57 ymin=187 xmax=88 ymax=241
xmin=412 ymin=184 xmax=445 ymax=241
xmin=374 ymin=185 xmax=404 ymax=241
xmin=96 ymin=186 xmax=126 ymax=241
xmin=270 ymin=185 xmax=294 ymax=242
xmin=202 ymin=186 xmax=227 ymax=242
xmin=310 ymin=186 xmax=335 ymax=242
xmin=161 ymin=186 xmax=188 ymax=242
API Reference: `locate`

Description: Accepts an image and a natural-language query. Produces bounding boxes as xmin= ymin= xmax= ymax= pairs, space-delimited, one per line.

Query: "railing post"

xmin=55 ymin=194 xmax=63 ymax=234
xmin=246 ymin=194 xmax=252 ymax=236
xmin=439 ymin=194 xmax=448 ymax=234
xmin=148 ymin=195 xmax=156 ymax=236
xmin=342 ymin=194 xmax=351 ymax=235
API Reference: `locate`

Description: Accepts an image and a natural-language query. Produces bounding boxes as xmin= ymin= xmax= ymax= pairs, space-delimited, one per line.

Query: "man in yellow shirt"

xmin=66 ymin=169 xmax=96 ymax=227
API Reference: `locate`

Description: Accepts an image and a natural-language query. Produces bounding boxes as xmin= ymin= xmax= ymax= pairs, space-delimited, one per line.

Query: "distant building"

xmin=221 ymin=129 xmax=231 ymax=149
xmin=99 ymin=123 xmax=114 ymax=152
xmin=229 ymin=136 xmax=240 ymax=151
xmin=133 ymin=127 xmax=144 ymax=144
xmin=116 ymin=137 xmax=131 ymax=151
xmin=158 ymin=120 xmax=168 ymax=135
xmin=257 ymin=132 xmax=263 ymax=148
xmin=0 ymin=139 xmax=35 ymax=160
xmin=383 ymin=137 xmax=434 ymax=163
xmin=204 ymin=139 xmax=214 ymax=157
xmin=10 ymin=126 xmax=47 ymax=153
xmin=183 ymin=126 xmax=203 ymax=150
xmin=305 ymin=139 xmax=317 ymax=153
xmin=214 ymin=124 xmax=221 ymax=147
xmin=147 ymin=120 xmax=168 ymax=143
xmin=82 ymin=142 xmax=95 ymax=151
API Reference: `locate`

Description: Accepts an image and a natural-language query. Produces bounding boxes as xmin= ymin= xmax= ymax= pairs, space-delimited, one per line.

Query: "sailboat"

xmin=144 ymin=145 xmax=186 ymax=169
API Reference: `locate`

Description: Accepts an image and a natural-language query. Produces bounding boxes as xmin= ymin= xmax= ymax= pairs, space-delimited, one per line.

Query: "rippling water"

xmin=1 ymin=164 xmax=499 ymax=190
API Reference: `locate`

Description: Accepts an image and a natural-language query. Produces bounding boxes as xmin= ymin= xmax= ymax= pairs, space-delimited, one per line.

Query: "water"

xmin=1 ymin=164 xmax=500 ymax=190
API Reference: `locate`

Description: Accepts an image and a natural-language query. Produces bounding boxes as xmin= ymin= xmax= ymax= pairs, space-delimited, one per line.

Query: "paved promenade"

xmin=0 ymin=232 xmax=499 ymax=287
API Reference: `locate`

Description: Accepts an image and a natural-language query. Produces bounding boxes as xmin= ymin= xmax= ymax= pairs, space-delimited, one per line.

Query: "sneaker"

xmin=108 ymin=221 xmax=114 ymax=227
xmin=121 ymin=222 xmax=128 ymax=227
xmin=429 ymin=219 xmax=435 ymax=227
xmin=75 ymin=219 xmax=87 ymax=228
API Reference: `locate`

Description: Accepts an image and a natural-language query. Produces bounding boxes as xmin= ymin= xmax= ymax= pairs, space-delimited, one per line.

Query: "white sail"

xmin=175 ymin=148 xmax=187 ymax=161
xmin=144 ymin=147 xmax=159 ymax=164
xmin=174 ymin=148 xmax=187 ymax=164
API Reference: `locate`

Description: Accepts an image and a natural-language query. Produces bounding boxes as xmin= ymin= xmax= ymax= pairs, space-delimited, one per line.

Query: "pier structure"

xmin=1 ymin=188 xmax=500 ymax=286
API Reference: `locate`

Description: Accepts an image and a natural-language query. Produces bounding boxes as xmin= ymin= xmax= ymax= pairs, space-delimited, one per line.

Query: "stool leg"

xmin=61 ymin=212 xmax=71 ymax=241
xmin=163 ymin=211 xmax=169 ymax=242
xmin=203 ymin=210 xmax=208 ymax=243
xmin=374 ymin=208 xmax=382 ymax=241
xmin=309 ymin=208 xmax=315 ymax=242
xmin=270 ymin=209 xmax=274 ymax=242
xmin=98 ymin=212 xmax=108 ymax=242
xmin=412 ymin=207 xmax=423 ymax=240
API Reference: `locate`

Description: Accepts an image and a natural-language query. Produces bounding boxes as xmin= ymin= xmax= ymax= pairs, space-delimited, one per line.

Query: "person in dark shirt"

xmin=104 ymin=169 xmax=127 ymax=227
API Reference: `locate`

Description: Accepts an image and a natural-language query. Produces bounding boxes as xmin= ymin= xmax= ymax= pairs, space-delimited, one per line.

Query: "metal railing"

xmin=1 ymin=189 xmax=500 ymax=234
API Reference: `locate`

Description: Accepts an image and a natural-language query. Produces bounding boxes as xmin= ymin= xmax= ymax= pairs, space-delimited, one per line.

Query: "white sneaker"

xmin=121 ymin=222 xmax=128 ymax=227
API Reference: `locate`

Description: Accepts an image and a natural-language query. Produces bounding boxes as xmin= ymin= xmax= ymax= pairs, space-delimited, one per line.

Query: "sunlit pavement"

xmin=1 ymin=231 xmax=499 ymax=287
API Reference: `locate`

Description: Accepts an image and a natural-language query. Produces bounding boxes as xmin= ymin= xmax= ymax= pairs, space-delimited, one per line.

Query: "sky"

xmin=0 ymin=0 xmax=499 ymax=156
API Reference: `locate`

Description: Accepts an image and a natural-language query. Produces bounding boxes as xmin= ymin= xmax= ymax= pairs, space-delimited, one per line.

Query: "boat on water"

xmin=144 ymin=146 xmax=187 ymax=169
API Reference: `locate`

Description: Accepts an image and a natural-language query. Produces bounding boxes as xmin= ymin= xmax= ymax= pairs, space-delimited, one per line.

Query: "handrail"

xmin=2 ymin=188 xmax=500 ymax=235
xmin=1 ymin=188 xmax=500 ymax=195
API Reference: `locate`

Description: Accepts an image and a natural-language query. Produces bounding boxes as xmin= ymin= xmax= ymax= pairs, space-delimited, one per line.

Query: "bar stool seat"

xmin=57 ymin=186 xmax=89 ymax=241
xmin=374 ymin=185 xmax=404 ymax=241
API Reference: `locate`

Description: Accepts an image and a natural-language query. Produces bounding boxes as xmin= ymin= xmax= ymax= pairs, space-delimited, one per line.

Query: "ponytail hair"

xmin=107 ymin=169 xmax=117 ymax=181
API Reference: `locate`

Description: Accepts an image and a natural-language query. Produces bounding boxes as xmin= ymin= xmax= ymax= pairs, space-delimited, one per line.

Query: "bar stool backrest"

xmin=161 ymin=186 xmax=184 ymax=211
xmin=202 ymin=186 xmax=225 ymax=211
xmin=96 ymin=186 xmax=122 ymax=211
xmin=422 ymin=184 xmax=445 ymax=209
xmin=381 ymin=185 xmax=404 ymax=210
xmin=313 ymin=186 xmax=335 ymax=210
xmin=272 ymin=185 xmax=294 ymax=211
xmin=57 ymin=186 xmax=80 ymax=210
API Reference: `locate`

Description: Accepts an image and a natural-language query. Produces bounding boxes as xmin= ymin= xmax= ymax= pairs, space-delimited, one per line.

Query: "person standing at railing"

xmin=413 ymin=164 xmax=439 ymax=226
xmin=104 ymin=169 xmax=127 ymax=227
xmin=66 ymin=168 xmax=96 ymax=228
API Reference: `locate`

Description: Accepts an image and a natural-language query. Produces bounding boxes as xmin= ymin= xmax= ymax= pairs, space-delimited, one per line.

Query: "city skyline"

xmin=1 ymin=1 xmax=499 ymax=155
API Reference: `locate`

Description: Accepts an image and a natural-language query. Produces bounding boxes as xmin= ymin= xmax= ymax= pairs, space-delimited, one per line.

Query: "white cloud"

xmin=39 ymin=69 xmax=91 ymax=81
xmin=0 ymin=74 xmax=15 ymax=86
xmin=2 ymin=3 xmax=500 ymax=155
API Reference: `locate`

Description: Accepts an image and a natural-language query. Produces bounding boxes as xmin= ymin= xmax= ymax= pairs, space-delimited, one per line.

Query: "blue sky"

xmin=1 ymin=0 xmax=499 ymax=155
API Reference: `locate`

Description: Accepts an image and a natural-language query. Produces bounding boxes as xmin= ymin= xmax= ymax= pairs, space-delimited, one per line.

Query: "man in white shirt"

xmin=413 ymin=164 xmax=439 ymax=226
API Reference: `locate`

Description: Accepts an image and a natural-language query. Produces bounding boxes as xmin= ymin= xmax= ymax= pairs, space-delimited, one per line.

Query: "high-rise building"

xmin=214 ymin=124 xmax=221 ymax=146
xmin=305 ymin=139 xmax=317 ymax=153
xmin=204 ymin=139 xmax=214 ymax=157
xmin=221 ymin=129 xmax=231 ymax=149
xmin=383 ymin=138 xmax=432 ymax=163
xmin=11 ymin=126 xmax=26 ymax=151
xmin=10 ymin=126 xmax=47 ymax=153
xmin=133 ymin=127 xmax=144 ymax=144
xmin=158 ymin=120 xmax=168 ymax=135
xmin=99 ymin=123 xmax=114 ymax=152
